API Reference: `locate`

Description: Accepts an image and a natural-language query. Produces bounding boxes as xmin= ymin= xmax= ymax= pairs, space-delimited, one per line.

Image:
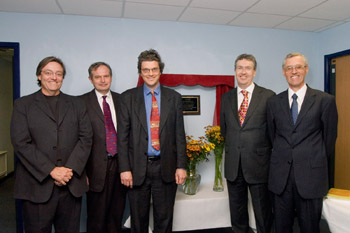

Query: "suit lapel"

xmin=243 ymin=85 xmax=261 ymax=126
xmin=278 ymin=90 xmax=294 ymax=126
xmin=229 ymin=88 xmax=241 ymax=126
xmin=294 ymin=87 xmax=315 ymax=128
xmin=34 ymin=90 xmax=56 ymax=122
xmin=57 ymin=93 xmax=71 ymax=126
xmin=159 ymin=86 xmax=170 ymax=134
xmin=89 ymin=90 xmax=104 ymax=123
xmin=111 ymin=92 xmax=120 ymax=118
xmin=134 ymin=86 xmax=148 ymax=133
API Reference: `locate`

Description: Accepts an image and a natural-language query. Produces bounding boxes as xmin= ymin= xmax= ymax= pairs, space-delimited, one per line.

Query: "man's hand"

xmin=120 ymin=171 xmax=133 ymax=188
xmin=175 ymin=168 xmax=187 ymax=185
xmin=50 ymin=167 xmax=73 ymax=186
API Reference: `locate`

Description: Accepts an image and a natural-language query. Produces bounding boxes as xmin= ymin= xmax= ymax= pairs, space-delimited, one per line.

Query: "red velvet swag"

xmin=137 ymin=74 xmax=235 ymax=126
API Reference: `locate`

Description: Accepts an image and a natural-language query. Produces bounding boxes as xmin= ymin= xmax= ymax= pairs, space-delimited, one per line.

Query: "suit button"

xmin=292 ymin=130 xmax=296 ymax=133
xmin=53 ymin=146 xmax=57 ymax=150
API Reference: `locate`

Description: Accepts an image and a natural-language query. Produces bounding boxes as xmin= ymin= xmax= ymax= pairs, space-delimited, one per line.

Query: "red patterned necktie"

xmin=150 ymin=91 xmax=160 ymax=150
xmin=102 ymin=96 xmax=117 ymax=155
xmin=238 ymin=90 xmax=249 ymax=126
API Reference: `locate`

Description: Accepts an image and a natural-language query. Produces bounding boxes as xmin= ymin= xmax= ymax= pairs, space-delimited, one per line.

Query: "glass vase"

xmin=183 ymin=160 xmax=201 ymax=195
xmin=213 ymin=145 xmax=224 ymax=192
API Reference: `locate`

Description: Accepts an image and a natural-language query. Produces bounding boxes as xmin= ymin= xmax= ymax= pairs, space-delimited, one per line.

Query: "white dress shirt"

xmin=95 ymin=90 xmax=117 ymax=130
xmin=288 ymin=84 xmax=307 ymax=114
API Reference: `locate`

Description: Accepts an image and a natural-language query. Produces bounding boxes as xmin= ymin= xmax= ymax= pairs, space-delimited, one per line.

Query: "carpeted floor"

xmin=0 ymin=175 xmax=331 ymax=233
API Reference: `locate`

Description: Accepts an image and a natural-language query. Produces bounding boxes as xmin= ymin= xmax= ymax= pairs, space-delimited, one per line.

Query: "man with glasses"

xmin=118 ymin=49 xmax=187 ymax=233
xmin=220 ymin=54 xmax=274 ymax=233
xmin=80 ymin=62 xmax=126 ymax=233
xmin=11 ymin=56 xmax=92 ymax=233
xmin=267 ymin=52 xmax=338 ymax=233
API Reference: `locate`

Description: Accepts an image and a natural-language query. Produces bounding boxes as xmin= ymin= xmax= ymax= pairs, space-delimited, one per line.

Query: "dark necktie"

xmin=150 ymin=91 xmax=160 ymax=150
xmin=102 ymin=96 xmax=117 ymax=155
xmin=291 ymin=93 xmax=298 ymax=125
xmin=238 ymin=90 xmax=249 ymax=126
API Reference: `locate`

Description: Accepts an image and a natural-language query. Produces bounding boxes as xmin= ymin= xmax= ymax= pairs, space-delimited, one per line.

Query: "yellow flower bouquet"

xmin=184 ymin=135 xmax=215 ymax=195
xmin=205 ymin=125 xmax=225 ymax=191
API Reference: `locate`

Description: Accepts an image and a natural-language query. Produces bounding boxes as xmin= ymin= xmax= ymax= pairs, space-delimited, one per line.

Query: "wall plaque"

xmin=182 ymin=95 xmax=200 ymax=115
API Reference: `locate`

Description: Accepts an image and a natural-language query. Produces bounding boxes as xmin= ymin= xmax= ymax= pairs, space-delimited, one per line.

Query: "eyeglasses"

xmin=141 ymin=67 xmax=160 ymax=74
xmin=285 ymin=65 xmax=306 ymax=73
xmin=41 ymin=70 xmax=64 ymax=78
xmin=236 ymin=66 xmax=254 ymax=72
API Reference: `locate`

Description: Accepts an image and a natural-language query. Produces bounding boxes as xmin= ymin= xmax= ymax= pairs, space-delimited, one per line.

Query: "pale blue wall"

xmin=2 ymin=11 xmax=350 ymax=232
xmin=1 ymin=12 xmax=348 ymax=182
xmin=315 ymin=22 xmax=350 ymax=82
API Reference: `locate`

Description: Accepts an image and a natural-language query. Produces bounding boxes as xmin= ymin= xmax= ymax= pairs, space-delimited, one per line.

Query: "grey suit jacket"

xmin=80 ymin=90 xmax=121 ymax=192
xmin=220 ymin=84 xmax=275 ymax=183
xmin=267 ymin=86 xmax=338 ymax=199
xmin=117 ymin=85 xmax=186 ymax=186
xmin=11 ymin=90 xmax=92 ymax=203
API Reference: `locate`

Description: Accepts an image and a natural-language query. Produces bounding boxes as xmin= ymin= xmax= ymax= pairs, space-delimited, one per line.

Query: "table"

xmin=322 ymin=194 xmax=350 ymax=233
xmin=125 ymin=181 xmax=256 ymax=231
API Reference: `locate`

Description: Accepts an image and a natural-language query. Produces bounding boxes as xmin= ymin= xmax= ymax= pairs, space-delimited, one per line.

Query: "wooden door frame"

xmin=0 ymin=42 xmax=20 ymax=99
xmin=324 ymin=49 xmax=350 ymax=92
xmin=324 ymin=49 xmax=350 ymax=189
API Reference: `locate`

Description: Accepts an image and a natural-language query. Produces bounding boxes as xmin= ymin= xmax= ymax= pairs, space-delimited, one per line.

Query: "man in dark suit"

xmin=220 ymin=54 xmax=274 ymax=233
xmin=267 ymin=52 xmax=338 ymax=233
xmin=10 ymin=56 xmax=92 ymax=233
xmin=80 ymin=62 xmax=127 ymax=233
xmin=118 ymin=49 xmax=187 ymax=233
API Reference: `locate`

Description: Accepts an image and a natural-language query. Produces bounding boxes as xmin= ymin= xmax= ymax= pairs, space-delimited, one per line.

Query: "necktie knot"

xmin=292 ymin=93 xmax=298 ymax=100
xmin=241 ymin=90 xmax=248 ymax=97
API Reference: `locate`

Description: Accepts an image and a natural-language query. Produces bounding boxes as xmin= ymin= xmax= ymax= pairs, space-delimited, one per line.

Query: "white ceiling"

xmin=1 ymin=0 xmax=350 ymax=32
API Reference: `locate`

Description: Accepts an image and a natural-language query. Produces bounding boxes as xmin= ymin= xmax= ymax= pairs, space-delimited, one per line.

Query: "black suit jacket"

xmin=11 ymin=90 xmax=92 ymax=203
xmin=220 ymin=84 xmax=275 ymax=183
xmin=117 ymin=85 xmax=186 ymax=186
xmin=267 ymin=86 xmax=338 ymax=199
xmin=80 ymin=90 xmax=121 ymax=192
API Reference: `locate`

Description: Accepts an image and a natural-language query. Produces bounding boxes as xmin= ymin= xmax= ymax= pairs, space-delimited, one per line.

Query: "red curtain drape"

xmin=137 ymin=74 xmax=234 ymax=125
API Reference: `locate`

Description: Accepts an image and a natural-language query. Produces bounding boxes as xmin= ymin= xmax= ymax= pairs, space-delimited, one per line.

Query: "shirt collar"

xmin=95 ymin=89 xmax=112 ymax=99
xmin=237 ymin=82 xmax=255 ymax=94
xmin=143 ymin=84 xmax=161 ymax=96
xmin=288 ymin=84 xmax=307 ymax=100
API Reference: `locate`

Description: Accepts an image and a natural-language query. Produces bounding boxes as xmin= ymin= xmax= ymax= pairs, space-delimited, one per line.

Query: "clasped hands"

xmin=50 ymin=167 xmax=73 ymax=186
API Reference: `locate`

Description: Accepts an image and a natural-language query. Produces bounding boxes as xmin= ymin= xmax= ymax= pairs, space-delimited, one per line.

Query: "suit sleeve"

xmin=322 ymin=96 xmax=338 ymax=157
xmin=175 ymin=93 xmax=187 ymax=169
xmin=266 ymin=99 xmax=276 ymax=145
xmin=65 ymin=98 xmax=93 ymax=176
xmin=10 ymin=99 xmax=56 ymax=182
xmin=117 ymin=94 xmax=132 ymax=172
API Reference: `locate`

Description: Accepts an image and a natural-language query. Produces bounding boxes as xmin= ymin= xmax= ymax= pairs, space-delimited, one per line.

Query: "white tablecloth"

xmin=125 ymin=181 xmax=256 ymax=231
xmin=322 ymin=196 xmax=350 ymax=233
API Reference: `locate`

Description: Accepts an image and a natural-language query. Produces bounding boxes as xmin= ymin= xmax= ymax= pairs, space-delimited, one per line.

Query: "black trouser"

xmin=22 ymin=186 xmax=82 ymax=233
xmin=128 ymin=159 xmax=177 ymax=233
